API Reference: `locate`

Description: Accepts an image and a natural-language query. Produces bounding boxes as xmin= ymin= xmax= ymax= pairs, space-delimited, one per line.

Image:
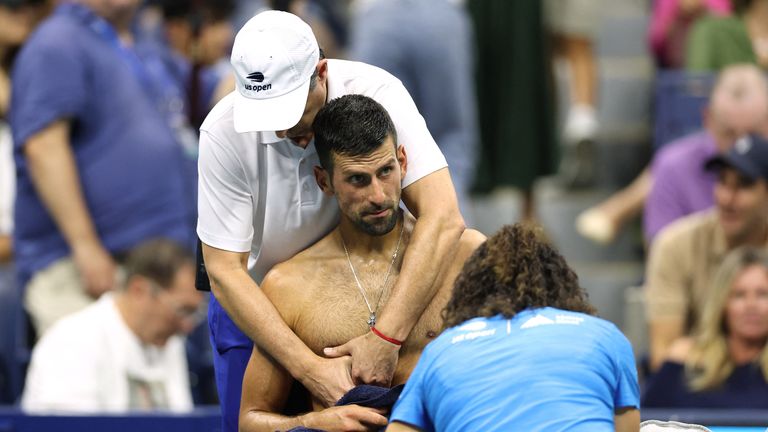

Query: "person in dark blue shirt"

xmin=643 ymin=246 xmax=768 ymax=409
xmin=10 ymin=0 xmax=193 ymax=336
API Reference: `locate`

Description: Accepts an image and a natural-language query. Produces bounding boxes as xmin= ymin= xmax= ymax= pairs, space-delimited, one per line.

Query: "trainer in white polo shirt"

xmin=196 ymin=10 xmax=465 ymax=432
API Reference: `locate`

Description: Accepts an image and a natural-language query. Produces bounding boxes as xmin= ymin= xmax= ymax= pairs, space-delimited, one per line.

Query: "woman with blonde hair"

xmin=643 ymin=246 xmax=768 ymax=407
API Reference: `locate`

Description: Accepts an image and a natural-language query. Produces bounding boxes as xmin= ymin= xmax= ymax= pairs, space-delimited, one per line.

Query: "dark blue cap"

xmin=705 ymin=133 xmax=768 ymax=181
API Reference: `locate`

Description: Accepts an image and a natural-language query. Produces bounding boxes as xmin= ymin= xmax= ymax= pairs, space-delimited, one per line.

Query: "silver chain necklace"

xmin=340 ymin=221 xmax=405 ymax=328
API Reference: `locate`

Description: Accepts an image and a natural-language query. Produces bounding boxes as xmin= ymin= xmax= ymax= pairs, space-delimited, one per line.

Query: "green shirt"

xmin=686 ymin=16 xmax=757 ymax=72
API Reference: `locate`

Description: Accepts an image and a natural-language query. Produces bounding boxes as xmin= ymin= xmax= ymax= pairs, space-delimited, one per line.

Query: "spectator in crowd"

xmin=467 ymin=0 xmax=557 ymax=221
xmin=646 ymin=132 xmax=768 ymax=370
xmin=643 ymin=247 xmax=768 ymax=408
xmin=9 ymin=0 xmax=194 ymax=336
xmin=687 ymin=0 xmax=768 ymax=71
xmin=387 ymin=223 xmax=640 ymax=432
xmin=349 ymin=0 xmax=478 ymax=222
xmin=238 ymin=95 xmax=485 ymax=431
xmin=0 ymin=0 xmax=50 ymax=263
xmin=649 ymin=0 xmax=731 ymax=69
xmin=645 ymin=63 xmax=768 ymax=243
xmin=156 ymin=0 xmax=236 ymax=129
xmin=577 ymin=63 xmax=768 ymax=245
xmin=233 ymin=0 xmax=346 ymax=60
xmin=197 ymin=10 xmax=464 ymax=432
xmin=21 ymin=239 xmax=202 ymax=413
xmin=546 ymin=0 xmax=603 ymax=188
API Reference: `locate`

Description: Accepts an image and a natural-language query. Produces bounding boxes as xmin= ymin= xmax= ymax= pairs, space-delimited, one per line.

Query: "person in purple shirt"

xmin=644 ymin=63 xmax=768 ymax=244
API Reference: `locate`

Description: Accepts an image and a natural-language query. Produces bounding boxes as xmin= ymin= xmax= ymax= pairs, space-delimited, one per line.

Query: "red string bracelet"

xmin=371 ymin=326 xmax=403 ymax=346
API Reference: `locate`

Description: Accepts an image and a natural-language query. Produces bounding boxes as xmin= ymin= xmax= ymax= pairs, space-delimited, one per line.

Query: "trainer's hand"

xmin=301 ymin=405 xmax=388 ymax=432
xmin=300 ymin=355 xmax=355 ymax=407
xmin=325 ymin=331 xmax=400 ymax=386
xmin=72 ymin=241 xmax=117 ymax=298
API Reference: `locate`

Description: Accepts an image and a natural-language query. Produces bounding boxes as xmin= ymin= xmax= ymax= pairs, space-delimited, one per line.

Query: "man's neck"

xmin=727 ymin=221 xmax=768 ymax=249
xmin=114 ymin=292 xmax=148 ymax=344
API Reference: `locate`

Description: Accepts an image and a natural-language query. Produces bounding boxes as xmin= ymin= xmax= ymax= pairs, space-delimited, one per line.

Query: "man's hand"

xmin=325 ymin=331 xmax=400 ymax=386
xmin=299 ymin=355 xmax=355 ymax=407
xmin=72 ymin=241 xmax=117 ymax=298
xmin=301 ymin=405 xmax=388 ymax=432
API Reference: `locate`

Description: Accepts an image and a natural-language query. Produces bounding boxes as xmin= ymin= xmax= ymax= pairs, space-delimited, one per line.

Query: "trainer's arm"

xmin=614 ymin=407 xmax=640 ymax=432
xmin=326 ymin=168 xmax=464 ymax=384
xmin=203 ymin=244 xmax=354 ymax=405
xmin=24 ymin=120 xmax=116 ymax=297
xmin=382 ymin=168 xmax=464 ymax=337
xmin=386 ymin=422 xmax=422 ymax=432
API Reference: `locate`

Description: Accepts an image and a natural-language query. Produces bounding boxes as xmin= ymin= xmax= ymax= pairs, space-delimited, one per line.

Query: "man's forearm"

xmin=204 ymin=251 xmax=318 ymax=377
xmin=0 ymin=235 xmax=12 ymax=263
xmin=25 ymin=121 xmax=100 ymax=250
xmin=376 ymin=170 xmax=465 ymax=340
xmin=649 ymin=317 xmax=684 ymax=371
xmin=240 ymin=410 xmax=313 ymax=432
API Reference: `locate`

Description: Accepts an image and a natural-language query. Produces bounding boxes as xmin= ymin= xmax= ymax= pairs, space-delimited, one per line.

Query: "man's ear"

xmin=126 ymin=275 xmax=152 ymax=298
xmin=316 ymin=58 xmax=329 ymax=84
xmin=397 ymin=145 xmax=408 ymax=181
xmin=314 ymin=165 xmax=334 ymax=196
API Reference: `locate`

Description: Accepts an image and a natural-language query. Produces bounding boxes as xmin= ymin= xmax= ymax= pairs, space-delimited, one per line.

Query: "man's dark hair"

xmin=124 ymin=238 xmax=194 ymax=289
xmin=312 ymin=94 xmax=398 ymax=174
xmin=442 ymin=224 xmax=596 ymax=328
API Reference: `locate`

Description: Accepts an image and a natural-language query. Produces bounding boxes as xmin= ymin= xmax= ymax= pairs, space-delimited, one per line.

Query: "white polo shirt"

xmin=197 ymin=59 xmax=447 ymax=283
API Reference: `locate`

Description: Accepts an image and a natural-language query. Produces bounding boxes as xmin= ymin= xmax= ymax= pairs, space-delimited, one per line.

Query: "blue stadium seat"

xmin=653 ymin=70 xmax=716 ymax=151
xmin=0 ymin=264 xmax=27 ymax=404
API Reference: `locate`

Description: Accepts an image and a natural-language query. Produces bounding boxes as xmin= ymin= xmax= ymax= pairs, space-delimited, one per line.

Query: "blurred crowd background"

xmin=1 ymin=0 xmax=768 ymax=423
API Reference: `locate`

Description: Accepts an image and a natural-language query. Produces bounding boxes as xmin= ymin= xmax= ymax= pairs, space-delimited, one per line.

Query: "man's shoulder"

xmin=653 ymin=210 xmax=718 ymax=252
xmin=654 ymin=132 xmax=713 ymax=169
xmin=34 ymin=300 xmax=108 ymax=352
xmin=327 ymin=59 xmax=401 ymax=97
xmin=200 ymin=92 xmax=236 ymax=134
xmin=456 ymin=229 xmax=485 ymax=259
xmin=262 ymin=235 xmax=338 ymax=297
xmin=15 ymin=14 xmax=84 ymax=67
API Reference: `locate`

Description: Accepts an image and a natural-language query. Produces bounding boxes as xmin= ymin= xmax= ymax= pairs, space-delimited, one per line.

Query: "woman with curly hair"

xmin=643 ymin=247 xmax=768 ymax=408
xmin=387 ymin=224 xmax=640 ymax=432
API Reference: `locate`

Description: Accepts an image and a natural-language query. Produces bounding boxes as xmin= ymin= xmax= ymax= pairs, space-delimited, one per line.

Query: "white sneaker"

xmin=563 ymin=104 xmax=598 ymax=145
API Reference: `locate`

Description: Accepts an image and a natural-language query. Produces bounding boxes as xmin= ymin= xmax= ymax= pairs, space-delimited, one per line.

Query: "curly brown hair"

xmin=442 ymin=223 xmax=596 ymax=328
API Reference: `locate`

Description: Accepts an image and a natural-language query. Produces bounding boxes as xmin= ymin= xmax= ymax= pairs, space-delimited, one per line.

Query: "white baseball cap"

xmin=230 ymin=10 xmax=320 ymax=133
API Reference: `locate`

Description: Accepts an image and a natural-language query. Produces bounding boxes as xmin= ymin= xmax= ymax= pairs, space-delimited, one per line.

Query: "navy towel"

xmin=287 ymin=384 xmax=405 ymax=432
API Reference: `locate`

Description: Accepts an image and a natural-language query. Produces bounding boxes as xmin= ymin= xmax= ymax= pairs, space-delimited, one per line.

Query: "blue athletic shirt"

xmin=9 ymin=3 xmax=193 ymax=282
xmin=390 ymin=307 xmax=640 ymax=431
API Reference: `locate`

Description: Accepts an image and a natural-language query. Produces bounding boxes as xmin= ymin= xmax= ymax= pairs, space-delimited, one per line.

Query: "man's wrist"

xmin=373 ymin=310 xmax=415 ymax=341
xmin=371 ymin=326 xmax=403 ymax=346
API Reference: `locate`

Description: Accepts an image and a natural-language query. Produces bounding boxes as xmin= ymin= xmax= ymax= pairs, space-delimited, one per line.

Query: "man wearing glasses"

xmin=21 ymin=239 xmax=203 ymax=413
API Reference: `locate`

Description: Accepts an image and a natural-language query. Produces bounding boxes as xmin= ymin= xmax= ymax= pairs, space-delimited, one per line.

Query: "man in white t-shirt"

xmin=197 ymin=10 xmax=465 ymax=432
xmin=21 ymin=239 xmax=203 ymax=413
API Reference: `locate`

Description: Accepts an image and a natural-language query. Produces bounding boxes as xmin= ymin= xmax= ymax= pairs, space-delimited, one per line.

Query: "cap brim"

xmin=232 ymin=78 xmax=311 ymax=133
xmin=705 ymin=154 xmax=761 ymax=180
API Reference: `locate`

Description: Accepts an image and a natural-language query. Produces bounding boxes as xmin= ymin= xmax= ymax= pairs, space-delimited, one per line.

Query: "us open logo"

xmin=244 ymin=72 xmax=271 ymax=92
xmin=247 ymin=72 xmax=265 ymax=82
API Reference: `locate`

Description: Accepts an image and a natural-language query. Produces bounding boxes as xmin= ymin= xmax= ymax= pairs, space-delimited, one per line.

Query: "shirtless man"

xmin=239 ymin=94 xmax=485 ymax=432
